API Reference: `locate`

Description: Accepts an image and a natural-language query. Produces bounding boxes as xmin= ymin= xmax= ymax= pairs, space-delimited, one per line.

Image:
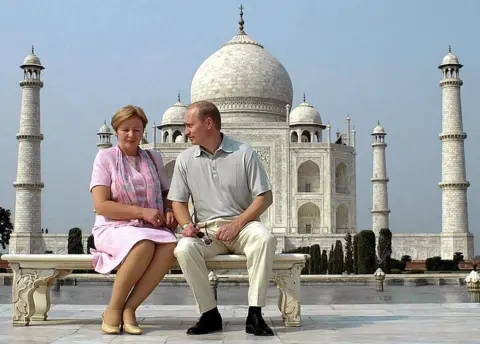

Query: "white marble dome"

xmin=161 ymin=101 xmax=186 ymax=125
xmin=373 ymin=123 xmax=385 ymax=134
xmin=289 ymin=100 xmax=322 ymax=126
xmin=21 ymin=52 xmax=43 ymax=68
xmin=190 ymin=25 xmax=293 ymax=123
xmin=98 ymin=121 xmax=112 ymax=134
xmin=439 ymin=47 xmax=462 ymax=67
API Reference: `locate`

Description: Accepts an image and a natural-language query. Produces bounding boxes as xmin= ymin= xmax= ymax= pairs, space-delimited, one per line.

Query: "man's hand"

xmin=181 ymin=223 xmax=200 ymax=238
xmin=165 ymin=210 xmax=178 ymax=229
xmin=216 ymin=221 xmax=242 ymax=242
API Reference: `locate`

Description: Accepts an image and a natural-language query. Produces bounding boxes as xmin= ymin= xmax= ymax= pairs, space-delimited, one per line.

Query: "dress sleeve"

xmin=89 ymin=150 xmax=111 ymax=192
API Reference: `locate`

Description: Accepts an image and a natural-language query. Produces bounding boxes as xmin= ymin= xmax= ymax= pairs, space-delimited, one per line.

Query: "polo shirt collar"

xmin=194 ymin=133 xmax=232 ymax=157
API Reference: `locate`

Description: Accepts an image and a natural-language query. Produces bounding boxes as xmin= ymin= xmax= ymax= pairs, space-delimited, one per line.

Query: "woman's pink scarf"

xmin=109 ymin=146 xmax=163 ymax=228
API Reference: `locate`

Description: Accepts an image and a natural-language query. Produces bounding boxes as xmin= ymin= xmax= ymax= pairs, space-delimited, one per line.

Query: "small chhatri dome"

xmin=373 ymin=121 xmax=386 ymax=134
xmin=289 ymin=95 xmax=322 ymax=126
xmin=439 ymin=46 xmax=462 ymax=68
xmin=21 ymin=46 xmax=44 ymax=69
xmin=98 ymin=120 xmax=112 ymax=134
xmin=161 ymin=94 xmax=187 ymax=125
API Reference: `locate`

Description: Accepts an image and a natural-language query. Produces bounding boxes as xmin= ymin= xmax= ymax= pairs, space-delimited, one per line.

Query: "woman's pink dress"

xmin=89 ymin=146 xmax=177 ymax=274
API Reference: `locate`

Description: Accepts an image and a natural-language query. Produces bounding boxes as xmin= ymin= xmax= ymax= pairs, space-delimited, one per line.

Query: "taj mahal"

xmin=8 ymin=9 xmax=474 ymax=260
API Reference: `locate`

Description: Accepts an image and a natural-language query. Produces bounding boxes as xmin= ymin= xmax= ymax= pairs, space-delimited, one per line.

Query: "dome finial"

xmin=238 ymin=4 xmax=245 ymax=34
xmin=177 ymin=91 xmax=181 ymax=102
xmin=449 ymin=45 xmax=452 ymax=53
xmin=32 ymin=45 xmax=35 ymax=54
xmin=303 ymin=92 xmax=306 ymax=103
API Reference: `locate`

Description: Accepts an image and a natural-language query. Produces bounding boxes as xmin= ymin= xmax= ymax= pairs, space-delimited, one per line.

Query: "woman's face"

xmin=116 ymin=116 xmax=144 ymax=154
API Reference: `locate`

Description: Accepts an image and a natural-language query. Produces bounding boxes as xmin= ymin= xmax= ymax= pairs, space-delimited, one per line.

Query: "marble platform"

xmin=0 ymin=303 xmax=479 ymax=343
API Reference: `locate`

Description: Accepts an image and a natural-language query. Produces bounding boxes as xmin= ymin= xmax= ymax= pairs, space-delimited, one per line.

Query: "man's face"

xmin=184 ymin=108 xmax=211 ymax=145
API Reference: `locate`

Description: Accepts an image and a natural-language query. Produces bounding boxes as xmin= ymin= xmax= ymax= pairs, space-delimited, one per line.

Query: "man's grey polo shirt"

xmin=167 ymin=134 xmax=272 ymax=223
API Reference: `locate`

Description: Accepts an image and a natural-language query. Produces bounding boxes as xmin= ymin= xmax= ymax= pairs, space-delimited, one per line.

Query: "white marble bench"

xmin=1 ymin=253 xmax=308 ymax=327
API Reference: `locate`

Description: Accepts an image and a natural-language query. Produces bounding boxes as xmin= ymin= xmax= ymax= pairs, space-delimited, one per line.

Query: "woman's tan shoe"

xmin=101 ymin=313 xmax=121 ymax=335
xmin=123 ymin=323 xmax=144 ymax=335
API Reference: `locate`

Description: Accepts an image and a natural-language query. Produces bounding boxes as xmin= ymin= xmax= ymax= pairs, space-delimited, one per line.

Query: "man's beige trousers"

xmin=173 ymin=218 xmax=277 ymax=314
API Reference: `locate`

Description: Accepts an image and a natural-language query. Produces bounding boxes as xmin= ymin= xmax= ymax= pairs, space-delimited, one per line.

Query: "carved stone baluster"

xmin=273 ymin=263 xmax=303 ymax=327
xmin=11 ymin=263 xmax=38 ymax=326
xmin=10 ymin=264 xmax=72 ymax=326
xmin=32 ymin=269 xmax=72 ymax=321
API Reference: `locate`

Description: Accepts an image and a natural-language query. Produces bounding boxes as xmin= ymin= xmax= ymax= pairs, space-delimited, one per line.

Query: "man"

xmin=167 ymin=100 xmax=277 ymax=336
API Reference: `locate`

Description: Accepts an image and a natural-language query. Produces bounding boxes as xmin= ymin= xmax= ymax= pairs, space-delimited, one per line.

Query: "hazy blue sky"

xmin=1 ymin=1 xmax=479 ymax=249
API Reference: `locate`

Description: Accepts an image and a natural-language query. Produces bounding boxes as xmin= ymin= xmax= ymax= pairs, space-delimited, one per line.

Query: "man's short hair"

xmin=188 ymin=100 xmax=221 ymax=130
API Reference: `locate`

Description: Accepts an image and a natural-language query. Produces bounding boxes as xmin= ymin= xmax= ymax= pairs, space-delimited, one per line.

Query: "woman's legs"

xmin=103 ymin=240 xmax=156 ymax=325
xmin=122 ymin=242 xmax=176 ymax=325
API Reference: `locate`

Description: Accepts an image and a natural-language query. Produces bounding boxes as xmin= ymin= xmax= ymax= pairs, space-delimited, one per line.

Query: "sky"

xmin=1 ymin=0 xmax=479 ymax=250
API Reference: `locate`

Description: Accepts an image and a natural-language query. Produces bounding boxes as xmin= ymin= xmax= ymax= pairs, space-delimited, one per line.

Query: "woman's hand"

xmin=165 ymin=209 xmax=178 ymax=229
xmin=142 ymin=208 xmax=165 ymax=228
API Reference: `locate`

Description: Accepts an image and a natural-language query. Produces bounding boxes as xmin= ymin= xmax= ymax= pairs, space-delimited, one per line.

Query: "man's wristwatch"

xmin=182 ymin=222 xmax=191 ymax=229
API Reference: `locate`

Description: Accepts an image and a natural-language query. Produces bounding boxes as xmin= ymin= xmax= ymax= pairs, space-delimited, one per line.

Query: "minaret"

xmin=152 ymin=121 xmax=157 ymax=150
xmin=10 ymin=47 xmax=45 ymax=254
xmin=351 ymin=125 xmax=356 ymax=149
xmin=438 ymin=47 xmax=474 ymax=259
xmin=345 ymin=114 xmax=351 ymax=146
xmin=371 ymin=121 xmax=390 ymax=235
xmin=326 ymin=123 xmax=331 ymax=143
xmin=96 ymin=120 xmax=113 ymax=150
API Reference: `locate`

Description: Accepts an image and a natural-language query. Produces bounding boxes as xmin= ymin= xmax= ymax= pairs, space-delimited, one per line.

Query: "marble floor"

xmin=0 ymin=303 xmax=479 ymax=343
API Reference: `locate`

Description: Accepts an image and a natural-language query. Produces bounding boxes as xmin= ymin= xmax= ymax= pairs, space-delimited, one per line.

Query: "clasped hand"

xmin=181 ymin=221 xmax=241 ymax=242
xmin=142 ymin=208 xmax=177 ymax=229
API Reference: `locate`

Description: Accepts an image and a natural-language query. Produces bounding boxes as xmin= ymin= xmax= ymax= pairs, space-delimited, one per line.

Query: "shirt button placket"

xmin=212 ymin=157 xmax=218 ymax=180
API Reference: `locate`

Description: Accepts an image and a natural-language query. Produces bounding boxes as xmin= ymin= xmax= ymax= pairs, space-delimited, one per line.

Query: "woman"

xmin=89 ymin=105 xmax=178 ymax=335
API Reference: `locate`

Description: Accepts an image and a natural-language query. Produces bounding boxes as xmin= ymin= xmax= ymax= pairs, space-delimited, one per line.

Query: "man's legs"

xmin=174 ymin=235 xmax=228 ymax=334
xmin=231 ymin=221 xmax=277 ymax=336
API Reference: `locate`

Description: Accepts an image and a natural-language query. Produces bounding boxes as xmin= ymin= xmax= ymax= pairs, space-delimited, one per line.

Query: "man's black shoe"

xmin=245 ymin=311 xmax=274 ymax=336
xmin=187 ymin=307 xmax=223 ymax=335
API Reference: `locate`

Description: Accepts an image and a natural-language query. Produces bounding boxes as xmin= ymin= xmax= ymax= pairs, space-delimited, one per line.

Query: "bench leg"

xmin=32 ymin=269 xmax=71 ymax=321
xmin=273 ymin=264 xmax=303 ymax=327
xmin=10 ymin=264 xmax=71 ymax=326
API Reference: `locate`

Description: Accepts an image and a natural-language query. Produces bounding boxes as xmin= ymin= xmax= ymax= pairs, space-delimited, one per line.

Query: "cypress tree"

xmin=353 ymin=234 xmax=359 ymax=274
xmin=334 ymin=240 xmax=344 ymax=274
xmin=311 ymin=244 xmax=321 ymax=274
xmin=86 ymin=234 xmax=96 ymax=254
xmin=308 ymin=245 xmax=315 ymax=274
xmin=321 ymin=249 xmax=328 ymax=274
xmin=357 ymin=230 xmax=376 ymax=274
xmin=378 ymin=228 xmax=392 ymax=273
xmin=68 ymin=227 xmax=84 ymax=254
xmin=345 ymin=232 xmax=354 ymax=274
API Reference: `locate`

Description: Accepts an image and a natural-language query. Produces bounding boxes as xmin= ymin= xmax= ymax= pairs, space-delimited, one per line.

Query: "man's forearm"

xmin=235 ymin=191 xmax=273 ymax=228
xmin=163 ymin=198 xmax=173 ymax=212
xmin=172 ymin=201 xmax=192 ymax=226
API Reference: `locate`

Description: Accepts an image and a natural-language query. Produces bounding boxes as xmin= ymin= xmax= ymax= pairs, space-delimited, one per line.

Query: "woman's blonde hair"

xmin=111 ymin=105 xmax=148 ymax=131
